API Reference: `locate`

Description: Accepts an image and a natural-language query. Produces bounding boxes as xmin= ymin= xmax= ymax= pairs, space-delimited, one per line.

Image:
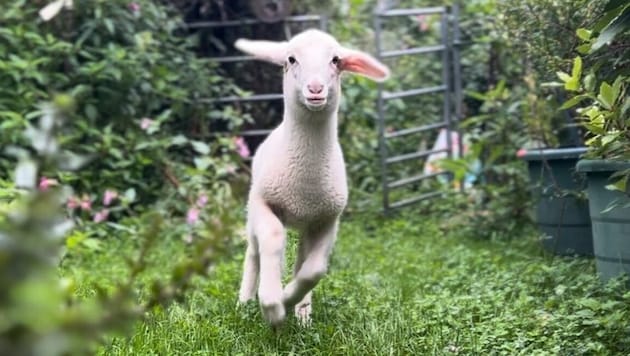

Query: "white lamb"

xmin=235 ymin=29 xmax=389 ymax=326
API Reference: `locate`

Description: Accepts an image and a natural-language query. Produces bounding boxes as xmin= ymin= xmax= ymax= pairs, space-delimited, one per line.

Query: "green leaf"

xmin=124 ymin=188 xmax=136 ymax=203
xmin=593 ymin=2 xmax=629 ymax=32
xmin=576 ymin=28 xmax=592 ymax=41
xmin=571 ymin=57 xmax=582 ymax=82
xmin=170 ymin=135 xmax=188 ymax=146
xmin=465 ymin=90 xmax=487 ymax=101
xmin=591 ymin=5 xmax=630 ymax=52
xmin=556 ymin=71 xmax=571 ymax=83
xmin=565 ymin=78 xmax=580 ymax=91
xmin=583 ymin=123 xmax=606 ymax=135
xmin=66 ymin=231 xmax=87 ymax=250
xmin=605 ymin=176 xmax=627 ymax=192
xmin=104 ymin=19 xmax=114 ymax=34
xmin=576 ymin=43 xmax=592 ymax=54
xmin=622 ymin=95 xmax=630 ymax=117
xmin=85 ymin=104 xmax=98 ymax=121
xmin=579 ymin=298 xmax=601 ymax=310
xmin=193 ymin=156 xmax=213 ymax=170
xmin=540 ymin=81 xmax=564 ymax=88
xmin=81 ymin=238 xmax=103 ymax=251
xmin=583 ymin=73 xmax=596 ymax=92
xmin=14 ymin=159 xmax=37 ymax=188
xmin=190 ymin=141 xmax=210 ymax=155
xmin=601 ymin=132 xmax=620 ymax=146
xmin=560 ymin=94 xmax=591 ymax=110
xmin=598 ymin=82 xmax=615 ymax=109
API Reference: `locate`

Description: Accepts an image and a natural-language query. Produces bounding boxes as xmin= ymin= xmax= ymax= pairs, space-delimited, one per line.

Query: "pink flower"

xmin=140 ymin=118 xmax=154 ymax=131
xmin=416 ymin=15 xmax=429 ymax=31
xmin=186 ymin=207 xmax=200 ymax=225
xmin=234 ymin=136 xmax=250 ymax=158
xmin=80 ymin=196 xmax=92 ymax=211
xmin=38 ymin=176 xmax=58 ymax=191
xmin=128 ymin=2 xmax=140 ymax=13
xmin=93 ymin=209 xmax=109 ymax=223
xmin=196 ymin=194 xmax=208 ymax=208
xmin=67 ymin=196 xmax=79 ymax=210
xmin=516 ymin=148 xmax=528 ymax=158
xmin=103 ymin=189 xmax=118 ymax=206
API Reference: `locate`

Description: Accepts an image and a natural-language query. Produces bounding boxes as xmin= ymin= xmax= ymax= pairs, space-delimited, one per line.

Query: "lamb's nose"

xmin=307 ymin=82 xmax=324 ymax=94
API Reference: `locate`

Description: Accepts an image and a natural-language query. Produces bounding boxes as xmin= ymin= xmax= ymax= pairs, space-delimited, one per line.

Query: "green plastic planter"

xmin=522 ymin=148 xmax=593 ymax=256
xmin=576 ymin=159 xmax=630 ymax=284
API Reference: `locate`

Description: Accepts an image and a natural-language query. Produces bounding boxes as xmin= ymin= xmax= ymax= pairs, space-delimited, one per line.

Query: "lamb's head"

xmin=235 ymin=29 xmax=389 ymax=113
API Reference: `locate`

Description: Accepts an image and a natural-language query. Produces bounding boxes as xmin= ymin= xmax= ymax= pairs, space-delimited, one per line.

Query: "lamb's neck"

xmin=282 ymin=107 xmax=339 ymax=162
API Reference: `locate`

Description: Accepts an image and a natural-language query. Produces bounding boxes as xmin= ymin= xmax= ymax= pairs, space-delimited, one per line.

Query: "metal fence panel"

xmin=374 ymin=5 xmax=462 ymax=212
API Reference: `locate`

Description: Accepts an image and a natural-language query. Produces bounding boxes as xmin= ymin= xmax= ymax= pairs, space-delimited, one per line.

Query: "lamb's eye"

xmin=288 ymin=56 xmax=296 ymax=64
xmin=331 ymin=56 xmax=340 ymax=65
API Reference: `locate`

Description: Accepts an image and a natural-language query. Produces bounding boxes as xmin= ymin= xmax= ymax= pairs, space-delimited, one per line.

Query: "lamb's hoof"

xmin=261 ymin=301 xmax=286 ymax=326
xmin=236 ymin=300 xmax=248 ymax=310
xmin=237 ymin=294 xmax=254 ymax=306
xmin=295 ymin=303 xmax=312 ymax=326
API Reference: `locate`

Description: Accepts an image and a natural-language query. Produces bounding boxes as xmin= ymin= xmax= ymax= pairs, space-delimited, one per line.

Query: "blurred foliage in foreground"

xmin=0 ymin=96 xmax=237 ymax=355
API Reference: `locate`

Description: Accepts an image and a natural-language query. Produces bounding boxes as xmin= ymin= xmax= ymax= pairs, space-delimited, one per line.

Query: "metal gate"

xmin=185 ymin=14 xmax=328 ymax=141
xmin=374 ymin=5 xmax=462 ymax=212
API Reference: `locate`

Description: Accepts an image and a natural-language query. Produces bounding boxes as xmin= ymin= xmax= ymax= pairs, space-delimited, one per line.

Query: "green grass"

xmin=62 ymin=212 xmax=630 ymax=355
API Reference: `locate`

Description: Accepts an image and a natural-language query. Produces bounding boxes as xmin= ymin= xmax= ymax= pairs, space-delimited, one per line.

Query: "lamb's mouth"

xmin=306 ymin=96 xmax=326 ymax=105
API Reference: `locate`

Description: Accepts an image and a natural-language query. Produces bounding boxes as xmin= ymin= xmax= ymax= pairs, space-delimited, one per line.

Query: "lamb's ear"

xmin=338 ymin=48 xmax=390 ymax=82
xmin=234 ymin=39 xmax=288 ymax=66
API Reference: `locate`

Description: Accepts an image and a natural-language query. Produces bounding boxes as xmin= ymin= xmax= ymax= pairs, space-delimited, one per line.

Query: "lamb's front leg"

xmin=249 ymin=199 xmax=287 ymax=326
xmin=282 ymin=220 xmax=338 ymax=324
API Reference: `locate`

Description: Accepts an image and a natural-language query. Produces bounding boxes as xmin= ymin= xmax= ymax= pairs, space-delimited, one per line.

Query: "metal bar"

xmin=385 ymin=122 xmax=447 ymax=139
xmin=240 ymin=129 xmax=273 ymax=136
xmin=380 ymin=45 xmax=445 ymax=58
xmin=383 ymin=85 xmax=446 ymax=100
xmin=319 ymin=14 xmax=328 ymax=30
xmin=386 ymin=148 xmax=448 ymax=165
xmin=440 ymin=13 xmax=453 ymax=161
xmin=387 ymin=171 xmax=449 ymax=189
xmin=452 ymin=5 xmax=463 ymax=127
xmin=377 ymin=7 xmax=446 ymax=17
xmin=389 ymin=191 xmax=443 ymax=209
xmin=199 ymin=93 xmax=283 ymax=104
xmin=374 ymin=14 xmax=390 ymax=212
xmin=213 ymin=55 xmax=255 ymax=63
xmin=185 ymin=15 xmax=324 ymax=29
xmin=451 ymin=4 xmax=465 ymax=192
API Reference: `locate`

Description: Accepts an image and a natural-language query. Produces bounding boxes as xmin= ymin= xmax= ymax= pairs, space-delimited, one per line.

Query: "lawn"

xmin=62 ymin=211 xmax=630 ymax=355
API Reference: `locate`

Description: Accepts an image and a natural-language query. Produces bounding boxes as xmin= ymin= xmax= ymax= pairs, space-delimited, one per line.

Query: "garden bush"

xmin=498 ymin=0 xmax=607 ymax=148
xmin=0 ymin=0 xmax=248 ymax=211
xmin=1 ymin=2 xmax=249 ymax=353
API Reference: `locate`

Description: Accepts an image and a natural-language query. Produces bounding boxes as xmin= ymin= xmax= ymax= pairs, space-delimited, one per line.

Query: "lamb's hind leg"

xmin=248 ymin=199 xmax=287 ymax=326
xmin=283 ymin=220 xmax=338 ymax=325
xmin=292 ymin=237 xmax=313 ymax=325
xmin=238 ymin=223 xmax=259 ymax=303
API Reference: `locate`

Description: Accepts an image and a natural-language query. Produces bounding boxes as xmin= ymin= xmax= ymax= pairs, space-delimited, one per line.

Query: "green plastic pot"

xmin=576 ymin=159 xmax=630 ymax=284
xmin=521 ymin=148 xmax=592 ymax=256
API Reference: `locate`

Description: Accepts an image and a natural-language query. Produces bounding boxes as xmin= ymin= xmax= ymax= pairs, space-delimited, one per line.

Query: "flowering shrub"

xmin=0 ymin=0 xmax=248 ymax=211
